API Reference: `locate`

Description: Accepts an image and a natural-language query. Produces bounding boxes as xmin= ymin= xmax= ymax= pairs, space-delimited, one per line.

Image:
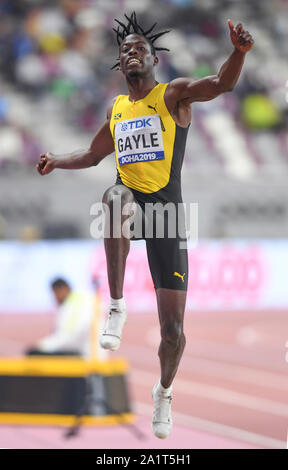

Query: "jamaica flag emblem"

xmin=114 ymin=113 xmax=122 ymax=120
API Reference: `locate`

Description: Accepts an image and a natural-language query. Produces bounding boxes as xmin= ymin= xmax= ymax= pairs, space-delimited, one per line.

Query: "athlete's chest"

xmin=114 ymin=114 xmax=165 ymax=166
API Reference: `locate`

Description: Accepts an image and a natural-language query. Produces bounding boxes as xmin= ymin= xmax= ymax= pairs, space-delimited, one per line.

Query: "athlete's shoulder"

xmin=107 ymin=94 xmax=128 ymax=119
xmin=144 ymin=83 xmax=169 ymax=106
xmin=154 ymin=82 xmax=169 ymax=93
xmin=164 ymin=77 xmax=198 ymax=101
xmin=106 ymin=96 xmax=119 ymax=120
xmin=154 ymin=82 xmax=169 ymax=102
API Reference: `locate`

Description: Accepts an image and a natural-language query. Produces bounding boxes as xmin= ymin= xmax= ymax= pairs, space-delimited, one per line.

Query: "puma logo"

xmin=148 ymin=104 xmax=157 ymax=113
xmin=148 ymin=104 xmax=165 ymax=132
xmin=173 ymin=272 xmax=186 ymax=283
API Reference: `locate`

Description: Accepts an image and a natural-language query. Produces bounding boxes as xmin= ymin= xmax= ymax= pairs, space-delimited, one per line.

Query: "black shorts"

xmin=128 ymin=190 xmax=188 ymax=291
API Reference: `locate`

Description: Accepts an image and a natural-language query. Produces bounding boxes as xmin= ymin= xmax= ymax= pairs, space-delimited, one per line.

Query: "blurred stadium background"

xmin=0 ymin=0 xmax=288 ymax=449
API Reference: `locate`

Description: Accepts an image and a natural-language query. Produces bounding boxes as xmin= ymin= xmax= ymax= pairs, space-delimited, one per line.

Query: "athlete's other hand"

xmin=228 ymin=20 xmax=254 ymax=53
xmin=37 ymin=152 xmax=56 ymax=175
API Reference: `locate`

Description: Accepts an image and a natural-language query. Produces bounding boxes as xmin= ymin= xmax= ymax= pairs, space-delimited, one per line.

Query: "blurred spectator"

xmin=241 ymin=93 xmax=282 ymax=130
xmin=25 ymin=277 xmax=107 ymax=359
xmin=19 ymin=225 xmax=40 ymax=241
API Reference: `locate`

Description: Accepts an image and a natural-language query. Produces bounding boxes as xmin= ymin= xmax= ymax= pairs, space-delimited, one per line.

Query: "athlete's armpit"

xmin=89 ymin=119 xmax=115 ymax=166
xmin=107 ymin=96 xmax=118 ymax=120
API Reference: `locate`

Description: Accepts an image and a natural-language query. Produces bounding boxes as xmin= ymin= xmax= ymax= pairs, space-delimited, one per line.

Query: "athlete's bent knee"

xmin=102 ymin=185 xmax=137 ymax=238
xmin=102 ymin=184 xmax=134 ymax=207
xmin=161 ymin=321 xmax=185 ymax=349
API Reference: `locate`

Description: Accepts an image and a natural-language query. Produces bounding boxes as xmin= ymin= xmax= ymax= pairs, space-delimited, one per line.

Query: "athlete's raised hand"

xmin=228 ymin=19 xmax=254 ymax=53
xmin=37 ymin=152 xmax=56 ymax=175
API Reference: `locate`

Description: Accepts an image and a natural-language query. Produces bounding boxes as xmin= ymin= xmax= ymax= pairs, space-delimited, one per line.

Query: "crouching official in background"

xmin=25 ymin=277 xmax=107 ymax=359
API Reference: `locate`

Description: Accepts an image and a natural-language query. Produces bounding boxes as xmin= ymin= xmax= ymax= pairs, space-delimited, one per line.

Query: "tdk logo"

xmin=121 ymin=118 xmax=152 ymax=132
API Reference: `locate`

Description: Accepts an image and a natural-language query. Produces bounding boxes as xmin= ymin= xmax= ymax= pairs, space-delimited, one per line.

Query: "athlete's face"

xmin=119 ymin=34 xmax=158 ymax=78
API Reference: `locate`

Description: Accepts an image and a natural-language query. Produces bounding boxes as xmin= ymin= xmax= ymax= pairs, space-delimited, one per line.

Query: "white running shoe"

xmin=152 ymin=382 xmax=173 ymax=439
xmin=99 ymin=307 xmax=127 ymax=351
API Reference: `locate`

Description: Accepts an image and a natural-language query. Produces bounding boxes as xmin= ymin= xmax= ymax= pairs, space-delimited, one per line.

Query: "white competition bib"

xmin=115 ymin=114 xmax=165 ymax=166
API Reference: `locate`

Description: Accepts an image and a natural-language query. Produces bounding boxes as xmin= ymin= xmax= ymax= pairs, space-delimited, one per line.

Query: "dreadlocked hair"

xmin=111 ymin=11 xmax=170 ymax=70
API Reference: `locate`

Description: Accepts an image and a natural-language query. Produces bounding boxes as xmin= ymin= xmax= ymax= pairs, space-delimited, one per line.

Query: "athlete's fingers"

xmin=245 ymin=35 xmax=254 ymax=43
xmin=41 ymin=165 xmax=49 ymax=175
xmin=227 ymin=19 xmax=234 ymax=32
xmin=241 ymin=32 xmax=251 ymax=39
xmin=235 ymin=23 xmax=243 ymax=33
xmin=238 ymin=34 xmax=249 ymax=44
xmin=36 ymin=163 xmax=43 ymax=175
xmin=37 ymin=153 xmax=48 ymax=174
xmin=239 ymin=33 xmax=253 ymax=45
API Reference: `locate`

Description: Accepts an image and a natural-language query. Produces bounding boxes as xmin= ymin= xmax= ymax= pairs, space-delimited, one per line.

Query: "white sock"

xmin=156 ymin=379 xmax=172 ymax=396
xmin=110 ymin=297 xmax=126 ymax=312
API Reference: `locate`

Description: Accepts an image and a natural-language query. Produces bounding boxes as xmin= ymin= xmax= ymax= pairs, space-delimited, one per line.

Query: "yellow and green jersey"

xmin=109 ymin=82 xmax=190 ymax=203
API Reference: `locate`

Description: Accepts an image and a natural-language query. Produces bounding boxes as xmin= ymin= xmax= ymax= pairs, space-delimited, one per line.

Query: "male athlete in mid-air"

xmin=37 ymin=12 xmax=254 ymax=439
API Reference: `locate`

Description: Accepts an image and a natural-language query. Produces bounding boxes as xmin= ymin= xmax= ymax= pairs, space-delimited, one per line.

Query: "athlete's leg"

xmin=102 ymin=184 xmax=136 ymax=299
xmin=100 ymin=184 xmax=136 ymax=351
xmin=145 ymin=233 xmax=188 ymax=387
xmin=150 ymin=288 xmax=186 ymax=438
xmin=156 ymin=288 xmax=187 ymax=388
xmin=146 ymin=230 xmax=188 ymax=438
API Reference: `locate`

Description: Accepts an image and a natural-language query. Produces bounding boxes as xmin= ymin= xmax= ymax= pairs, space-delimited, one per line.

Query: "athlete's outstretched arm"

xmin=165 ymin=20 xmax=254 ymax=105
xmin=37 ymin=101 xmax=115 ymax=175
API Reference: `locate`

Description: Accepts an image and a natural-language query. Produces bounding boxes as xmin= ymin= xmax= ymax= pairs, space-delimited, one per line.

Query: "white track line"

xmin=236 ymin=326 xmax=269 ymax=346
xmin=131 ymin=369 xmax=288 ymax=417
xmin=123 ymin=343 xmax=288 ymax=390
xmin=146 ymin=327 xmax=285 ymax=366
xmin=181 ymin=356 xmax=288 ymax=390
xmin=134 ymin=401 xmax=285 ymax=449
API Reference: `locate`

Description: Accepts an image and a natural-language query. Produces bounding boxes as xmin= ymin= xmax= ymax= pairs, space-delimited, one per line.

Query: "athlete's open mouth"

xmin=127 ymin=58 xmax=142 ymax=66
